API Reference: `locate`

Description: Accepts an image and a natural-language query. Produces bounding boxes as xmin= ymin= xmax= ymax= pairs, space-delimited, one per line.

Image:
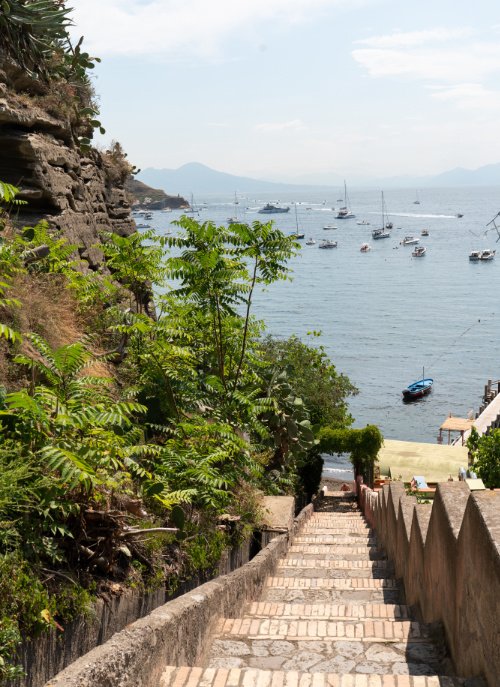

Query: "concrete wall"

xmin=358 ymin=482 xmax=500 ymax=687
xmin=43 ymin=503 xmax=313 ymax=687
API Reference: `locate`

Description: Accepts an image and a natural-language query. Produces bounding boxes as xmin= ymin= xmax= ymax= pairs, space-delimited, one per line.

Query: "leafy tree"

xmin=467 ymin=428 xmax=500 ymax=488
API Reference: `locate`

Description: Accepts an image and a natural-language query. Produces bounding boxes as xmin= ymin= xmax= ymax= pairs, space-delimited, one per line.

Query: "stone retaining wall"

xmin=44 ymin=503 xmax=313 ymax=687
xmin=358 ymin=482 xmax=500 ymax=687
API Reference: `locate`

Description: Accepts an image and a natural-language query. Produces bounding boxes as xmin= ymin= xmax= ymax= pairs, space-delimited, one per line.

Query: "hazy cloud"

xmin=355 ymin=27 xmax=472 ymax=49
xmin=255 ymin=119 xmax=308 ymax=133
xmin=430 ymin=83 xmax=500 ymax=110
xmin=352 ymin=30 xmax=500 ymax=82
xmin=71 ymin=0 xmax=358 ymax=58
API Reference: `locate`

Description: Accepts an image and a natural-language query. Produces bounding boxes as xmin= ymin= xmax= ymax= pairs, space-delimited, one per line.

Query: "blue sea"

xmin=144 ymin=185 xmax=500 ymax=457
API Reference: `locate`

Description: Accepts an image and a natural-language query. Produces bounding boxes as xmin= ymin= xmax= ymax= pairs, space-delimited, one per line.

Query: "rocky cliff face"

xmin=0 ymin=60 xmax=135 ymax=268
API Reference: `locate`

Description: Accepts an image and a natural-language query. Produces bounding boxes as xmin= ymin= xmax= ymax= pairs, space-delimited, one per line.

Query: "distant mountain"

xmin=138 ymin=161 xmax=500 ymax=196
xmin=138 ymin=162 xmax=331 ymax=196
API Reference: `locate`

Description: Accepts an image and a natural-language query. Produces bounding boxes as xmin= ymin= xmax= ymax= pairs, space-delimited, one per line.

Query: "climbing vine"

xmin=318 ymin=425 xmax=384 ymax=486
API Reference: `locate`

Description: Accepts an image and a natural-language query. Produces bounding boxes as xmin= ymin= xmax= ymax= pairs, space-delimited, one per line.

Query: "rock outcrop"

xmin=0 ymin=60 xmax=135 ymax=268
xmin=126 ymin=177 xmax=188 ymax=210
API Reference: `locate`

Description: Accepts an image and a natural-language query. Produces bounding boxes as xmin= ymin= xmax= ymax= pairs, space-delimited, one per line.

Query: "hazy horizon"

xmin=72 ymin=1 xmax=500 ymax=180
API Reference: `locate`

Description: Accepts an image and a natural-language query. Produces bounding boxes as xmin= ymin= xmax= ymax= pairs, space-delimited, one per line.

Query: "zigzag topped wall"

xmin=358 ymin=481 xmax=500 ymax=687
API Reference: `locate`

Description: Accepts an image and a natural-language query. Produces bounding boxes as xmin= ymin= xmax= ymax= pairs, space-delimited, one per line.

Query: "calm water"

xmin=144 ymin=185 xmax=500 ymax=444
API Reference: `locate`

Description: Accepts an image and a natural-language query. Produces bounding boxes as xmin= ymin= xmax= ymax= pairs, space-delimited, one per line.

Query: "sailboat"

xmin=372 ymin=192 xmax=391 ymax=239
xmin=336 ymin=180 xmax=355 ymax=219
xmin=413 ymin=190 xmax=421 ymax=205
xmin=289 ymin=203 xmax=305 ymax=239
xmin=185 ymin=194 xmax=200 ymax=215
xmin=227 ymin=192 xmax=241 ymax=225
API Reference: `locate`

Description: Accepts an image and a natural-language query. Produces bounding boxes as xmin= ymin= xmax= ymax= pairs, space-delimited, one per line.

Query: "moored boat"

xmin=479 ymin=249 xmax=495 ymax=261
xmin=336 ymin=180 xmax=355 ymax=219
xmin=421 ymin=229 xmax=429 ymax=236
xmin=402 ymin=377 xmax=433 ymax=401
xmin=402 ymin=236 xmax=419 ymax=245
xmin=258 ymin=203 xmax=290 ymax=214
xmin=469 ymin=250 xmax=481 ymax=262
xmin=360 ymin=243 xmax=371 ymax=252
xmin=319 ymin=239 xmax=337 ymax=249
xmin=412 ymin=246 xmax=426 ymax=257
xmin=323 ymin=224 xmax=337 ymax=230
xmin=305 ymin=238 xmax=316 ymax=245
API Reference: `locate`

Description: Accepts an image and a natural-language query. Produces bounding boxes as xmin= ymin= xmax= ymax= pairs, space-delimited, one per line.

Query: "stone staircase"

xmin=160 ymin=495 xmax=485 ymax=687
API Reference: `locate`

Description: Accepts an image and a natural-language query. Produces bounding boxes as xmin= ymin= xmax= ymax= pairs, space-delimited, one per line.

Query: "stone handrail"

xmin=44 ymin=503 xmax=314 ymax=687
xmin=358 ymin=481 xmax=500 ymax=687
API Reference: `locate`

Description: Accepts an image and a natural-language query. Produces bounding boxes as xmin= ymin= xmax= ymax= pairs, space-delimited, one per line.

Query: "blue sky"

xmin=71 ymin=0 xmax=500 ymax=182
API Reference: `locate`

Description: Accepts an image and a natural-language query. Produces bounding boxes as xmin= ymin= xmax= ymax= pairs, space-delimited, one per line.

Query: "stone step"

xmin=160 ymin=666 xmax=483 ymax=687
xmin=265 ymin=578 xmax=399 ymax=590
xmin=244 ymin=602 xmax=410 ymax=621
xmin=293 ymin=537 xmax=378 ymax=546
xmin=275 ymin=558 xmax=394 ymax=578
xmin=261 ymin=585 xmax=402 ymax=605
xmin=299 ymin=530 xmax=374 ymax=537
xmin=205 ymin=633 xmax=449 ymax=674
xmin=278 ymin=560 xmax=392 ymax=570
xmin=288 ymin=546 xmax=386 ymax=560
xmin=275 ymin=568 xmax=392 ymax=580
xmin=215 ymin=618 xmax=432 ymax=643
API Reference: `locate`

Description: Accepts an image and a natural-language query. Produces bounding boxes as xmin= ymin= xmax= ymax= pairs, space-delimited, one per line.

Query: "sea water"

xmin=146 ymin=185 xmax=500 ymax=448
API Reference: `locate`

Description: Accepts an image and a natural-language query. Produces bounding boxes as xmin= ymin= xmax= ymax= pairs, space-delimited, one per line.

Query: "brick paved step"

xmin=244 ymin=602 xmax=410 ymax=621
xmin=160 ymin=666 xmax=485 ymax=687
xmin=215 ymin=618 xmax=433 ymax=643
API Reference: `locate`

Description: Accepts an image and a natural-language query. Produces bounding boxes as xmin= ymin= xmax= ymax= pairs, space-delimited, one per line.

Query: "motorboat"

xmin=319 ymin=239 xmax=337 ymax=249
xmin=305 ymin=238 xmax=316 ymax=245
xmin=360 ymin=243 xmax=371 ymax=252
xmin=469 ymin=250 xmax=481 ymax=262
xmin=480 ymin=249 xmax=495 ymax=261
xmin=421 ymin=229 xmax=429 ymax=236
xmin=402 ymin=377 xmax=433 ymax=401
xmin=402 ymin=236 xmax=419 ymax=245
xmin=412 ymin=246 xmax=426 ymax=257
xmin=258 ymin=203 xmax=290 ymax=214
xmin=456 ymin=213 xmax=464 ymax=218
xmin=135 ymin=223 xmax=150 ymax=229
xmin=323 ymin=224 xmax=337 ymax=230
xmin=356 ymin=220 xmax=370 ymax=225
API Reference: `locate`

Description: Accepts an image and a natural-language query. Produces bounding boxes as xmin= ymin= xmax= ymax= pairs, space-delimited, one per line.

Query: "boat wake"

xmin=387 ymin=212 xmax=457 ymax=219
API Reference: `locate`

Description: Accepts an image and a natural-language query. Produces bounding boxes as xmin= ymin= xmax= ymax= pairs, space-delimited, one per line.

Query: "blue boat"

xmin=402 ymin=376 xmax=433 ymax=401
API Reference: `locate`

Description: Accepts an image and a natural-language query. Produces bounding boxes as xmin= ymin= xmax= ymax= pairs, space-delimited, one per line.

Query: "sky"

xmin=71 ymin=0 xmax=500 ymax=183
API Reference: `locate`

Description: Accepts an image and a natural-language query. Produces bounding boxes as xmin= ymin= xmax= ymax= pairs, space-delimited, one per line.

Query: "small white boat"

xmin=319 ymin=239 xmax=337 ymax=249
xmin=469 ymin=250 xmax=481 ymax=262
xmin=412 ymin=246 xmax=426 ymax=257
xmin=356 ymin=220 xmax=370 ymax=225
xmin=323 ymin=224 xmax=337 ymax=230
xmin=135 ymin=223 xmax=150 ymax=229
xmin=161 ymin=207 xmax=172 ymax=213
xmin=480 ymin=249 xmax=495 ymax=261
xmin=421 ymin=229 xmax=429 ymax=236
xmin=402 ymin=236 xmax=419 ymax=245
xmin=306 ymin=238 xmax=316 ymax=245
xmin=360 ymin=243 xmax=371 ymax=252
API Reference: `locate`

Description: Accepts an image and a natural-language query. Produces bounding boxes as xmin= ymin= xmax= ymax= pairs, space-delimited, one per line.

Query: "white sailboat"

xmin=372 ymin=192 xmax=391 ymax=240
xmin=336 ymin=180 xmax=355 ymax=219
xmin=413 ymin=190 xmax=421 ymax=205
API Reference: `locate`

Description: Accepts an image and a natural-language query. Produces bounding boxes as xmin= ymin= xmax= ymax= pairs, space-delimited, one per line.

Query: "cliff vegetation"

xmin=0 ymin=3 xmax=360 ymax=683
